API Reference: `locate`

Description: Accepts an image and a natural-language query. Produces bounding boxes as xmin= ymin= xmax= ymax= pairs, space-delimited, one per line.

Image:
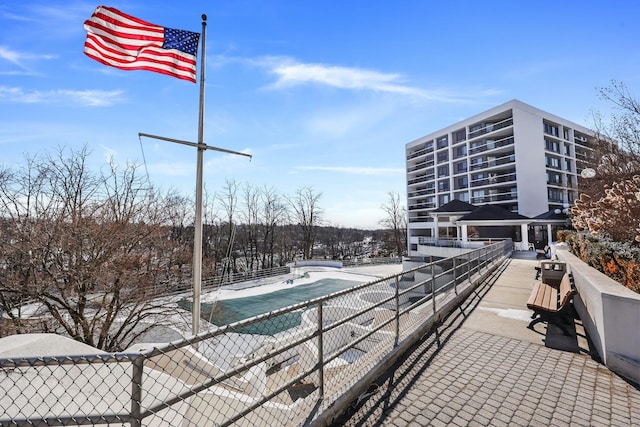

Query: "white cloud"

xmin=292 ymin=165 xmax=403 ymax=176
xmin=0 ymin=46 xmax=57 ymax=74
xmin=270 ymin=61 xmax=420 ymax=94
xmin=249 ymin=56 xmax=500 ymax=104
xmin=0 ymin=86 xmax=125 ymax=107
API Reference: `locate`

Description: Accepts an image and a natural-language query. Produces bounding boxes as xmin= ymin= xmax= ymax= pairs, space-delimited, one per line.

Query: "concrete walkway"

xmin=331 ymin=254 xmax=640 ymax=426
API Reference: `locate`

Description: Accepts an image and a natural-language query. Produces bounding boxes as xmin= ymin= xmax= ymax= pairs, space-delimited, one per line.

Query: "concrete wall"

xmin=557 ymin=247 xmax=640 ymax=384
xmin=286 ymin=260 xmax=343 ymax=268
xmin=512 ymin=105 xmax=548 ymax=217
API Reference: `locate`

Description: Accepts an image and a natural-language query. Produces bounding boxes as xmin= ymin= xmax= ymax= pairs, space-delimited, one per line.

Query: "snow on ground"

xmin=201 ymin=264 xmax=404 ymax=303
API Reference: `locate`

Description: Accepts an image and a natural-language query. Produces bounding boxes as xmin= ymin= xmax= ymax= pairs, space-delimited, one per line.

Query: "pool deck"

xmin=331 ymin=252 xmax=640 ymax=426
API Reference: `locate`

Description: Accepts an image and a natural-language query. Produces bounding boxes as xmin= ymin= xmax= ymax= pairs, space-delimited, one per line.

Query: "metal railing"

xmin=0 ymin=241 xmax=511 ymax=426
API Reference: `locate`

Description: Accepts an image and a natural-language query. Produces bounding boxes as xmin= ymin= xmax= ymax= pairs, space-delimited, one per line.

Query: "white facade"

xmin=405 ymin=99 xmax=595 ymax=255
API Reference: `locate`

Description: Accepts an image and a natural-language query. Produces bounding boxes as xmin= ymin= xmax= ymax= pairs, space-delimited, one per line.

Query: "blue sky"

xmin=1 ymin=1 xmax=639 ymax=229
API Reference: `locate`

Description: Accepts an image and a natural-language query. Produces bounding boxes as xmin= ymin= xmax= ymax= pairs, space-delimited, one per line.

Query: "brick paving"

xmin=331 ymin=256 xmax=640 ymax=426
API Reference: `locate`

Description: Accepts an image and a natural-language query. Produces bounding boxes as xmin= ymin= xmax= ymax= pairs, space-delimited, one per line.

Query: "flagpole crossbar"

xmin=138 ymin=132 xmax=252 ymax=159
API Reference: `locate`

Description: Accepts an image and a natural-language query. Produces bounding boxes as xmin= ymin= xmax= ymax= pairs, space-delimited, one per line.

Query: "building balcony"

xmin=468 ymin=136 xmax=514 ymax=156
xmin=468 ymin=117 xmax=514 ymax=139
xmin=408 ymin=202 xmax=436 ymax=211
xmin=406 ymin=145 xmax=434 ymax=160
xmin=407 ymin=160 xmax=434 ymax=173
xmin=470 ymin=193 xmax=518 ymax=204
xmin=469 ymin=172 xmax=516 ymax=188
xmin=469 ymin=153 xmax=515 ymax=172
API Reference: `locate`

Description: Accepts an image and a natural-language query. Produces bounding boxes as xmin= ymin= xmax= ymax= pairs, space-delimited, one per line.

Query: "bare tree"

xmin=202 ymin=183 xmax=223 ymax=276
xmin=571 ymin=81 xmax=640 ymax=244
xmin=238 ymin=182 xmax=260 ymax=271
xmin=260 ymin=186 xmax=288 ymax=268
xmin=286 ymin=186 xmax=323 ymax=260
xmin=0 ymin=147 xmax=186 ymax=350
xmin=164 ymin=190 xmax=193 ymax=282
xmin=379 ymin=191 xmax=407 ymax=257
xmin=217 ymin=179 xmax=240 ymax=277
xmin=598 ymin=80 xmax=640 ymax=156
xmin=582 ymin=81 xmax=640 ymax=201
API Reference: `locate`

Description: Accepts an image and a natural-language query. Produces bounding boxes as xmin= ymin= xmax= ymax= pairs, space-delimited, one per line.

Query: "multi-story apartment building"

xmin=405 ymin=99 xmax=595 ymax=255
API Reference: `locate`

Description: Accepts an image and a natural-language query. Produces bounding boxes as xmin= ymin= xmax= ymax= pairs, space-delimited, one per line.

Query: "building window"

xmin=437 ymin=151 xmax=449 ymax=163
xmin=548 ymin=188 xmax=562 ymax=202
xmin=438 ymin=179 xmax=449 ymax=191
xmin=454 ymin=145 xmax=467 ymax=159
xmin=454 ymin=160 xmax=467 ymax=173
xmin=454 ymin=129 xmax=466 ymax=142
xmin=438 ymin=194 xmax=450 ymax=206
xmin=469 ymin=123 xmax=483 ymax=138
xmin=547 ymin=172 xmax=561 ymax=185
xmin=437 ymin=136 xmax=448 ymax=149
xmin=563 ymin=127 xmax=570 ymax=140
xmin=543 ymin=121 xmax=559 ymax=137
xmin=470 ymin=157 xmax=483 ymax=170
xmin=455 ymin=192 xmax=469 ymax=202
xmin=471 ymin=172 xmax=485 ymax=184
xmin=544 ymin=138 xmax=560 ymax=153
xmin=438 ymin=165 xmax=449 ymax=177
xmin=545 ymin=155 xmax=561 ymax=169
xmin=455 ymin=176 xmax=468 ymax=189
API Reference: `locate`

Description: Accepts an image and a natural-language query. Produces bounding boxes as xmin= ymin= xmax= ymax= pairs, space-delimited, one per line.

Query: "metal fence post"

xmin=468 ymin=251 xmax=472 ymax=284
xmin=131 ymin=356 xmax=144 ymax=427
xmin=394 ymin=275 xmax=400 ymax=346
xmin=483 ymin=248 xmax=488 ymax=271
xmin=431 ymin=263 xmax=436 ymax=316
xmin=453 ymin=257 xmax=458 ymax=295
xmin=317 ymin=301 xmax=324 ymax=401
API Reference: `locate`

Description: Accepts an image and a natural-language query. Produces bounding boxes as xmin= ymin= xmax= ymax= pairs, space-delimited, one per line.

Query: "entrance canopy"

xmin=426 ymin=202 xmax=573 ymax=251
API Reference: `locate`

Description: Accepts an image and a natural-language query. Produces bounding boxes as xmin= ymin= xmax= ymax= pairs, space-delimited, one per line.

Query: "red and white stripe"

xmin=83 ymin=6 xmax=197 ymax=83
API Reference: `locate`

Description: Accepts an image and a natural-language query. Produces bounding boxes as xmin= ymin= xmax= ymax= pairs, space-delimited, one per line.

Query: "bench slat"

xmin=559 ymin=274 xmax=573 ymax=308
xmin=527 ymin=282 xmax=558 ymax=312
xmin=526 ymin=282 xmax=542 ymax=307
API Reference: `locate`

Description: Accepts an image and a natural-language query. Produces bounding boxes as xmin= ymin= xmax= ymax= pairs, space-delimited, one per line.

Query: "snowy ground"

xmin=1 ymin=264 xmax=405 ymax=356
xmin=201 ymin=264 xmax=404 ymax=303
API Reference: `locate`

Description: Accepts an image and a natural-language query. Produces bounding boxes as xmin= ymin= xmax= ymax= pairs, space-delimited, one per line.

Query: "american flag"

xmin=84 ymin=6 xmax=200 ymax=83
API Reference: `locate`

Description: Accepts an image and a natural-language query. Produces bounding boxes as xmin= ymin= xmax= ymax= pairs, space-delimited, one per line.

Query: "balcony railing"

xmin=469 ymin=153 xmax=515 ymax=172
xmin=468 ymin=136 xmax=514 ymax=156
xmin=470 ymin=171 xmax=516 ymax=188
xmin=468 ymin=117 xmax=513 ymax=139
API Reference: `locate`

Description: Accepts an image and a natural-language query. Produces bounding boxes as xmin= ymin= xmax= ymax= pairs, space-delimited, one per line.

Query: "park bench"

xmin=526 ymin=271 xmax=575 ymax=335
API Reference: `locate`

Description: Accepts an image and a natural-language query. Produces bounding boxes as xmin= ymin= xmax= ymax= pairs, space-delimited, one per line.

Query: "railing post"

xmin=468 ymin=251 xmax=472 ymax=284
xmin=431 ymin=263 xmax=436 ymax=316
xmin=483 ymin=248 xmax=488 ymax=271
xmin=394 ymin=275 xmax=400 ymax=346
xmin=131 ymin=356 xmax=144 ymax=427
xmin=453 ymin=256 xmax=458 ymax=295
xmin=317 ymin=301 xmax=324 ymax=401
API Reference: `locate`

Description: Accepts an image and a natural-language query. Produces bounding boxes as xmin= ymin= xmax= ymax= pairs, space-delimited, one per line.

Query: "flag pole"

xmin=192 ymin=14 xmax=207 ymax=336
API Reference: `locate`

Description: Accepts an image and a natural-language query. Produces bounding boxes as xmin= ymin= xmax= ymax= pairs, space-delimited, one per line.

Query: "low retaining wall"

xmin=286 ymin=260 xmax=343 ymax=269
xmin=556 ymin=247 xmax=640 ymax=384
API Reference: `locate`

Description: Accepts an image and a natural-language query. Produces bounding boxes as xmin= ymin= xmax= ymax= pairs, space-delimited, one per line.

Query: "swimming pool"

xmin=179 ymin=278 xmax=363 ymax=335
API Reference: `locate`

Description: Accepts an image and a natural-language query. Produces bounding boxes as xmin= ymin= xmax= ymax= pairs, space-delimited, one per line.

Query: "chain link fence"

xmin=0 ymin=241 xmax=511 ymax=426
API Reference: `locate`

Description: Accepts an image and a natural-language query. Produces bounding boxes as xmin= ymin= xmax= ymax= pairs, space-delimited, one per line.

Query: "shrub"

xmin=563 ymin=231 xmax=640 ymax=293
xmin=571 ymin=175 xmax=640 ymax=244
